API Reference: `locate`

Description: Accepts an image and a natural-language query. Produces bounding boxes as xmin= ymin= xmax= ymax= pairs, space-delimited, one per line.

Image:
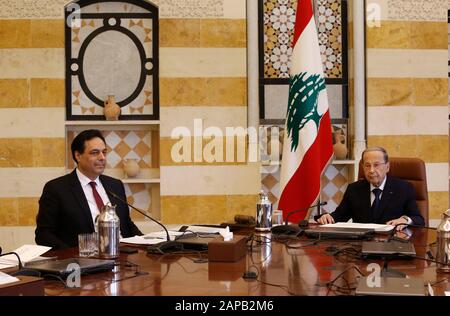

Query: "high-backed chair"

xmin=358 ymin=157 xmax=429 ymax=225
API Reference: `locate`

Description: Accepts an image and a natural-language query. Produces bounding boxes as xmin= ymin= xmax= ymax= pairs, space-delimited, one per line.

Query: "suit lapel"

xmin=360 ymin=181 xmax=372 ymax=222
xmin=69 ymin=170 xmax=95 ymax=231
xmin=378 ymin=176 xmax=394 ymax=219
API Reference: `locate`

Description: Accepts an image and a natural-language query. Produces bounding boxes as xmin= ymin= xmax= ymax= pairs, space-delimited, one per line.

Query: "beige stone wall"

xmin=0 ymin=0 xmax=257 ymax=234
xmin=157 ymin=10 xmax=260 ymax=224
xmin=366 ymin=0 xmax=449 ymax=220
xmin=0 ymin=16 xmax=66 ymax=227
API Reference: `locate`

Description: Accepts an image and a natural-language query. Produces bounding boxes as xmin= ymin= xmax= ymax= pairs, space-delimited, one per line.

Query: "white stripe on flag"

xmin=290 ymin=18 xmax=325 ymax=79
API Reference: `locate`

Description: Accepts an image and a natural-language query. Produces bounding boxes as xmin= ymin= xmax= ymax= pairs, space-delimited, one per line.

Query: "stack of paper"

xmin=321 ymin=222 xmax=394 ymax=232
xmin=120 ymin=226 xmax=228 ymax=245
xmin=185 ymin=226 xmax=228 ymax=234
xmin=120 ymin=231 xmax=185 ymax=245
xmin=0 ymin=271 xmax=19 ymax=285
xmin=0 ymin=245 xmax=51 ymax=270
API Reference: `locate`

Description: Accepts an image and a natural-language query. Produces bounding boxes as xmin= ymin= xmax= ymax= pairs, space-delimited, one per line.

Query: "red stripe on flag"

xmin=278 ymin=111 xmax=333 ymax=223
xmin=292 ymin=0 xmax=314 ymax=48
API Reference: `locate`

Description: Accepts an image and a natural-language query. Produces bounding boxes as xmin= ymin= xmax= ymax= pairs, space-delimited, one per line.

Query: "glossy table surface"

xmin=31 ymin=228 xmax=450 ymax=296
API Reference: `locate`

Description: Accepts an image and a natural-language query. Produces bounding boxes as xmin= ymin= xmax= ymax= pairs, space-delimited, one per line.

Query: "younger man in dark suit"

xmin=316 ymin=147 xmax=425 ymax=229
xmin=35 ymin=129 xmax=142 ymax=249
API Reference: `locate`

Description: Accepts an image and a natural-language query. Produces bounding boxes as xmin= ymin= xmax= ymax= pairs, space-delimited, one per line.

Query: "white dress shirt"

xmin=76 ymin=168 xmax=111 ymax=229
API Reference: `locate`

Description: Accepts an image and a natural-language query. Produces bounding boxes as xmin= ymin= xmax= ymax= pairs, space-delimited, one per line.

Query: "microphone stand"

xmin=271 ymin=202 xmax=327 ymax=236
xmin=387 ymin=223 xmax=436 ymax=241
xmin=107 ymin=189 xmax=186 ymax=253
xmin=381 ymin=223 xmax=435 ymax=278
xmin=381 ymin=255 xmax=407 ymax=278
xmin=0 ymin=251 xmax=23 ymax=270
xmin=106 ymin=189 xmax=173 ymax=243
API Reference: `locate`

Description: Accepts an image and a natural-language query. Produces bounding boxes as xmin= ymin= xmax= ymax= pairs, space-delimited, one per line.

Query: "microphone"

xmin=387 ymin=223 xmax=436 ymax=242
xmin=271 ymin=202 xmax=327 ymax=236
xmin=378 ymin=224 xmax=437 ymax=278
xmin=106 ymin=189 xmax=171 ymax=242
xmin=106 ymin=189 xmax=186 ymax=254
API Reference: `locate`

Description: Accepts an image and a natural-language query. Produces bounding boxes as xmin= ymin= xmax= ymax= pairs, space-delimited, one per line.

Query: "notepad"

xmin=0 ymin=245 xmax=51 ymax=269
xmin=322 ymin=222 xmax=394 ymax=232
xmin=0 ymin=272 xmax=19 ymax=285
xmin=304 ymin=227 xmax=375 ymax=239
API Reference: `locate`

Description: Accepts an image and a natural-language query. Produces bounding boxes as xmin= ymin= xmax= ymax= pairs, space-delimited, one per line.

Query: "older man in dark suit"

xmin=35 ymin=129 xmax=142 ymax=249
xmin=316 ymin=147 xmax=425 ymax=229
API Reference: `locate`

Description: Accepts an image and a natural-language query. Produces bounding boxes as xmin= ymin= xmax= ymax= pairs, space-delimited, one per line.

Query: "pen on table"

xmin=143 ymin=236 xmax=165 ymax=240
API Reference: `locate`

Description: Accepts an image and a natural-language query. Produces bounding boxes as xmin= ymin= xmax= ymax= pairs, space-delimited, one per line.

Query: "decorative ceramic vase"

xmin=279 ymin=129 xmax=284 ymax=161
xmin=266 ymin=129 xmax=284 ymax=163
xmin=104 ymin=95 xmax=121 ymax=121
xmin=123 ymin=159 xmax=140 ymax=178
xmin=333 ymin=130 xmax=348 ymax=160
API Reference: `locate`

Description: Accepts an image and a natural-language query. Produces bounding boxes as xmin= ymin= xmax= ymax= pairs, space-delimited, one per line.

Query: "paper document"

xmin=445 ymin=291 xmax=450 ymax=296
xmin=120 ymin=226 xmax=227 ymax=245
xmin=185 ymin=226 xmax=228 ymax=234
xmin=0 ymin=245 xmax=51 ymax=269
xmin=0 ymin=271 xmax=19 ymax=285
xmin=321 ymin=222 xmax=394 ymax=232
xmin=120 ymin=231 xmax=185 ymax=245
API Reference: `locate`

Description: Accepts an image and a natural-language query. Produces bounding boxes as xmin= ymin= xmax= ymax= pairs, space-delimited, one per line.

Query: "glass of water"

xmin=78 ymin=233 xmax=98 ymax=257
xmin=272 ymin=210 xmax=283 ymax=226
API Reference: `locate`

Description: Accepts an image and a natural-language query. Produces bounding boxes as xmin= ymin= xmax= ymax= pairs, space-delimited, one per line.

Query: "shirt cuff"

xmin=401 ymin=215 xmax=413 ymax=225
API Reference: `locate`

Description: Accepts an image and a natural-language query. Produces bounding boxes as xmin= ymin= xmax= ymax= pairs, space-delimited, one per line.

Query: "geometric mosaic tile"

xmin=70 ymin=17 xmax=154 ymax=117
xmin=262 ymin=173 xmax=278 ymax=190
xmin=125 ymin=183 xmax=153 ymax=218
xmin=320 ymin=164 xmax=349 ymax=214
xmin=67 ymin=129 xmax=153 ymax=170
xmin=260 ymin=162 xmax=350 ymax=216
xmin=263 ymin=0 xmax=343 ymax=79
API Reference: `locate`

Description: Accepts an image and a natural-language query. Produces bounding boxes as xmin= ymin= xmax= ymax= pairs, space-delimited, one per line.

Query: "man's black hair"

xmin=71 ymin=129 xmax=106 ymax=163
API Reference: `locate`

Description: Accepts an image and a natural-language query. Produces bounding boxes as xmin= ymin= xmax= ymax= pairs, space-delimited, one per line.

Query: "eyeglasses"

xmin=363 ymin=162 xmax=386 ymax=169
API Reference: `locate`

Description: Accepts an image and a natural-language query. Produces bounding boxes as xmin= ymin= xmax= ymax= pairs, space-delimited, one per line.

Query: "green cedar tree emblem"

xmin=286 ymin=72 xmax=326 ymax=151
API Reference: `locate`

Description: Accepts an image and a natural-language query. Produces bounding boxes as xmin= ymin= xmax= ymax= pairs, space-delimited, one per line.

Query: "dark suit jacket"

xmin=331 ymin=176 xmax=425 ymax=226
xmin=35 ymin=170 xmax=142 ymax=249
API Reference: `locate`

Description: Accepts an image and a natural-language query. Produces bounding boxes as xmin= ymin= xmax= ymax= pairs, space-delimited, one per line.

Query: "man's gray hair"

xmin=362 ymin=147 xmax=389 ymax=163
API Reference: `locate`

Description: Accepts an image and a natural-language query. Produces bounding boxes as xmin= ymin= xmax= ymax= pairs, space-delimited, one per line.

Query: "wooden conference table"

xmin=28 ymin=228 xmax=450 ymax=296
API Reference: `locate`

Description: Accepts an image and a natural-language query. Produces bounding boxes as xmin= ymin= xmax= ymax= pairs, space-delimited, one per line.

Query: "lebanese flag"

xmin=278 ymin=0 xmax=333 ymax=223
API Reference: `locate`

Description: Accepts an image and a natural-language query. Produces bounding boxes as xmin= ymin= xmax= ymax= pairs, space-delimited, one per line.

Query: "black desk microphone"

xmin=106 ymin=189 xmax=170 ymax=240
xmin=271 ymin=202 xmax=327 ymax=236
xmin=106 ymin=189 xmax=184 ymax=253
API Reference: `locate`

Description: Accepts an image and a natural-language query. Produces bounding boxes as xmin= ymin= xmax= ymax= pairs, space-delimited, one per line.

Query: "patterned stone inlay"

xmin=316 ymin=0 xmax=342 ymax=78
xmin=263 ymin=0 xmax=343 ymax=79
xmin=320 ymin=164 xmax=349 ymax=215
xmin=70 ymin=17 xmax=154 ymax=116
xmin=125 ymin=183 xmax=153 ymax=216
xmin=67 ymin=129 xmax=152 ymax=170
xmin=261 ymin=162 xmax=349 ymax=215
